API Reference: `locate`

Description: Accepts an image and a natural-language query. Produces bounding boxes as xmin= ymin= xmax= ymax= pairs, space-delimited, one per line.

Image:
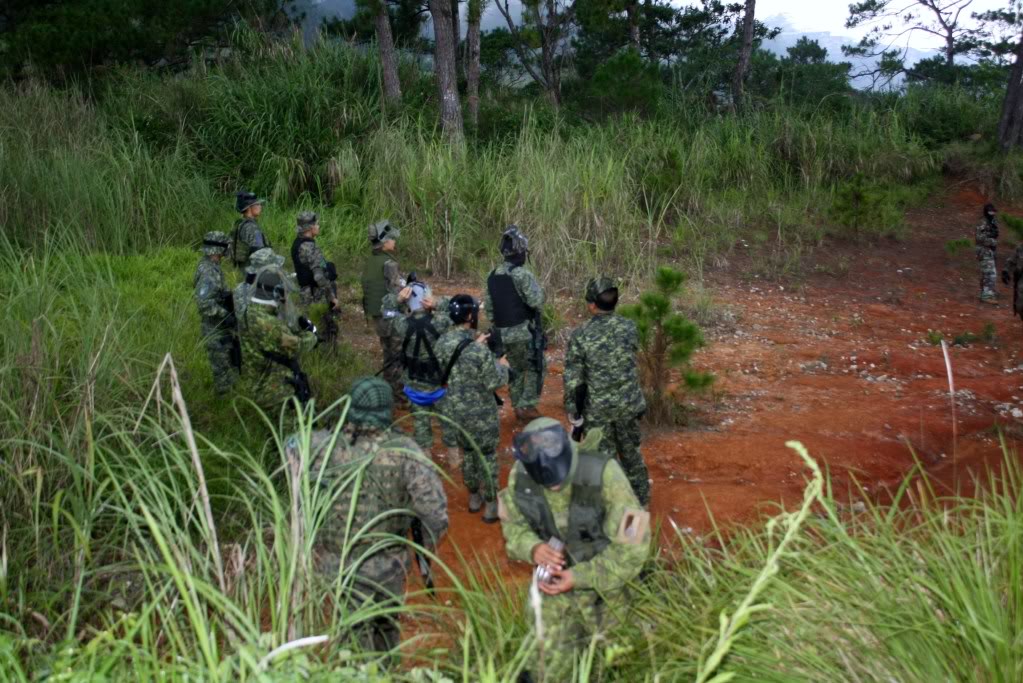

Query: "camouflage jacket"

xmin=307 ymin=426 xmax=448 ymax=580
xmin=435 ymin=327 xmax=508 ymax=420
xmin=563 ymin=312 xmax=646 ymax=422
xmin=193 ymin=257 xmax=230 ymax=326
xmin=294 ymin=238 xmax=333 ymax=299
xmin=385 ymin=294 xmax=453 ymax=390
xmin=1004 ymin=244 xmax=1023 ymax=317
xmin=498 ymin=443 xmax=650 ymax=594
xmin=976 ymin=218 xmax=998 ymax=252
xmin=237 ymin=302 xmax=316 ymax=407
xmin=234 ymin=218 xmax=269 ymax=266
xmin=484 ymin=262 xmax=545 ymax=343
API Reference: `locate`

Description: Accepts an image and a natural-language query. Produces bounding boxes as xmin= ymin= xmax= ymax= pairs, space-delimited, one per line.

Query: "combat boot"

xmin=515 ymin=407 xmax=541 ymax=421
xmin=482 ymin=500 xmax=499 ymax=524
xmin=468 ymin=491 xmax=483 ymax=513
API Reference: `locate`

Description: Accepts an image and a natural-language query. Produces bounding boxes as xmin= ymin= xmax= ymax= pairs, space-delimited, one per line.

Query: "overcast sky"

xmin=295 ymin=0 xmax=1013 ymax=52
xmin=758 ymin=0 xmax=1007 ymax=49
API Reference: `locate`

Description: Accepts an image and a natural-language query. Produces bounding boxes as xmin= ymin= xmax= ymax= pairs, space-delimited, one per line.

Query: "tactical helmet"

xmin=296 ymin=211 xmax=319 ymax=234
xmin=247 ymin=248 xmax=286 ymax=274
xmin=984 ymin=203 xmax=997 ymax=219
xmin=236 ymin=190 xmax=266 ymax=213
xmin=368 ymin=219 xmax=400 ymax=245
xmin=347 ymin=376 xmax=394 ymax=430
xmin=252 ymin=269 xmax=288 ymax=303
xmin=202 ymin=231 xmax=230 ymax=257
xmin=513 ymin=417 xmax=574 ymax=488
xmin=585 ymin=276 xmax=618 ymax=304
xmin=448 ymin=294 xmax=480 ymax=327
xmin=499 ymin=225 xmax=529 ymax=258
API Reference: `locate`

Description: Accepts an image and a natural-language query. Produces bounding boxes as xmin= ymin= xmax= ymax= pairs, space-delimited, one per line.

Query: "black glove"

xmin=1002 ymin=271 xmax=1011 ymax=286
xmin=298 ymin=316 xmax=317 ymax=334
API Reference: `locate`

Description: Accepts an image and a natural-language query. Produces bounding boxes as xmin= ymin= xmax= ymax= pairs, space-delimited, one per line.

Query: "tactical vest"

xmin=487 ymin=267 xmax=530 ymax=328
xmin=513 ymin=449 xmax=612 ymax=567
xmin=291 ymin=236 xmax=317 ymax=289
xmin=361 ymin=251 xmax=393 ymax=318
xmin=402 ymin=314 xmax=443 ymax=385
xmin=324 ymin=434 xmax=415 ymax=554
xmin=232 ymin=218 xmax=269 ymax=267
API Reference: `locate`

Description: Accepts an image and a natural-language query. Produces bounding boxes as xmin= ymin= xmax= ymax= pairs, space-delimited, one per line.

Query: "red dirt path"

xmin=356 ymin=186 xmax=1023 ymax=590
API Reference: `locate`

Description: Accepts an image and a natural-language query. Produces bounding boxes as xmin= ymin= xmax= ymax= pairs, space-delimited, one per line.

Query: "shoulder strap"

xmin=441 ymin=337 xmax=474 ymax=386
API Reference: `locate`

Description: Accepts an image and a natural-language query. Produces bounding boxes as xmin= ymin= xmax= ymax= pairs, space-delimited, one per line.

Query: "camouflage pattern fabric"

xmin=236 ymin=302 xmax=316 ymax=411
xmin=484 ymin=261 xmax=545 ymax=409
xmin=234 ymin=217 xmax=269 ymax=267
xmin=498 ymin=452 xmax=650 ymax=679
xmin=977 ymin=218 xmax=999 ymax=301
xmin=375 ymin=317 xmax=404 ymax=396
xmin=564 ymin=311 xmax=649 ymax=503
xmin=304 ymin=425 xmax=448 ymax=655
xmin=193 ymin=256 xmax=237 ymax=394
xmin=436 ymin=327 xmax=508 ymax=501
xmin=1004 ymin=244 xmax=1023 ymax=318
xmin=294 ymin=238 xmax=335 ymax=305
xmin=386 ymin=294 xmax=457 ymax=450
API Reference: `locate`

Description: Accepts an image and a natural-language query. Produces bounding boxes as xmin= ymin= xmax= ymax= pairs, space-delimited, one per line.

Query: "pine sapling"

xmin=620 ymin=266 xmax=713 ymax=425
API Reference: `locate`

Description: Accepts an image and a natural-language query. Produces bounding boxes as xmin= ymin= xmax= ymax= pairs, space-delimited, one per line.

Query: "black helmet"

xmin=984 ymin=203 xmax=997 ymax=219
xmin=513 ymin=418 xmax=574 ymax=488
xmin=448 ymin=294 xmax=480 ymax=327
xmin=499 ymin=225 xmax=529 ymax=258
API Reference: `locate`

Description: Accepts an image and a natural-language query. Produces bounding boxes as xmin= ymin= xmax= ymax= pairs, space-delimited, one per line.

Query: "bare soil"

xmin=345 ymin=184 xmax=1023 ymax=591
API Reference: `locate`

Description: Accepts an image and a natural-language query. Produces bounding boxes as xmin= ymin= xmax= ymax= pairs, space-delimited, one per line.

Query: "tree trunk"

xmin=538 ymin=0 xmax=562 ymax=105
xmin=626 ymin=0 xmax=640 ymax=51
xmin=643 ymin=0 xmax=655 ymax=63
xmin=429 ymin=0 xmax=465 ymax=143
xmin=945 ymin=31 xmax=955 ymax=68
xmin=466 ymin=0 xmax=484 ymax=128
xmin=998 ymin=29 xmax=1023 ymax=151
xmin=374 ymin=1 xmax=402 ymax=103
xmin=731 ymin=0 xmax=756 ymax=109
xmin=451 ymin=0 xmax=461 ymax=71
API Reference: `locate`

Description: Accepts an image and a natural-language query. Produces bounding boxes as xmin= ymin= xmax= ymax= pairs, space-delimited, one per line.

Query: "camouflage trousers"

xmin=200 ymin=324 xmax=237 ymax=395
xmin=978 ymin=248 xmax=997 ymax=300
xmin=409 ymin=399 xmax=457 ymax=451
xmin=449 ymin=412 xmax=499 ymax=501
xmin=374 ymin=317 xmax=403 ymax=397
xmin=589 ymin=415 xmax=649 ymax=506
xmin=505 ymin=339 xmax=545 ymax=410
xmin=318 ymin=552 xmax=406 ymax=663
xmin=525 ymin=589 xmax=619 ymax=680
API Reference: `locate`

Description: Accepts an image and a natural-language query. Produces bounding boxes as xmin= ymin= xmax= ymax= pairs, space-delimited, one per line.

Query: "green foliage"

xmin=1004 ymin=214 xmax=1023 ymax=241
xmin=945 ymin=237 xmax=973 ymax=255
xmin=578 ymin=49 xmax=664 ymax=118
xmin=828 ymin=173 xmax=906 ymax=238
xmin=619 ymin=266 xmax=712 ymax=425
xmin=0 ymin=0 xmax=277 ymax=79
xmin=926 ymin=329 xmax=944 ymax=345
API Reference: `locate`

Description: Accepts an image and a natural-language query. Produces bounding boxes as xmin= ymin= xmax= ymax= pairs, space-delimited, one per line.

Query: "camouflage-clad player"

xmin=301 ymin=376 xmax=448 ymax=658
xmin=976 ymin=203 xmax=999 ymax=304
xmin=361 ymin=220 xmax=404 ymax=396
xmin=484 ymin=226 xmax=546 ymax=421
xmin=384 ymin=283 xmax=458 ymax=458
xmin=291 ymin=211 xmax=340 ymax=341
xmin=236 ymin=250 xmax=317 ymax=412
xmin=435 ymin=295 xmax=509 ymax=522
xmin=498 ymin=418 xmax=650 ymax=680
xmin=563 ymin=277 xmax=650 ymax=505
xmin=193 ymin=231 xmax=237 ymax=394
xmin=231 ymin=190 xmax=270 ymax=270
xmin=1002 ymin=239 xmax=1023 ymax=322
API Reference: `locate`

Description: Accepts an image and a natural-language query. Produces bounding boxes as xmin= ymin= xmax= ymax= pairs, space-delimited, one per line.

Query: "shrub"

xmin=619 ymin=266 xmax=713 ymax=425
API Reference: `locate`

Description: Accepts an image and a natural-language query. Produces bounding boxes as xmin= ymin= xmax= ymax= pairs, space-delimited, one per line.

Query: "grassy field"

xmin=2 ymin=30 xmax=1022 ymax=680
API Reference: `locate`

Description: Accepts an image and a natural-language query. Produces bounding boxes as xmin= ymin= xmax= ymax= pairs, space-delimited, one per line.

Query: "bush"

xmin=619 ymin=266 xmax=713 ymax=425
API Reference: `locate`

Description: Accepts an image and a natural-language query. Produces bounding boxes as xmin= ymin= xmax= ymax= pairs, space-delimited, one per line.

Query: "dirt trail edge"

xmin=365 ymin=185 xmax=1023 ymax=590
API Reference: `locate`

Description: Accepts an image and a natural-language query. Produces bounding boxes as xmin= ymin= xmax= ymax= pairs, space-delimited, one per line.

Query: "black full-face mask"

xmin=513 ymin=423 xmax=574 ymax=488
